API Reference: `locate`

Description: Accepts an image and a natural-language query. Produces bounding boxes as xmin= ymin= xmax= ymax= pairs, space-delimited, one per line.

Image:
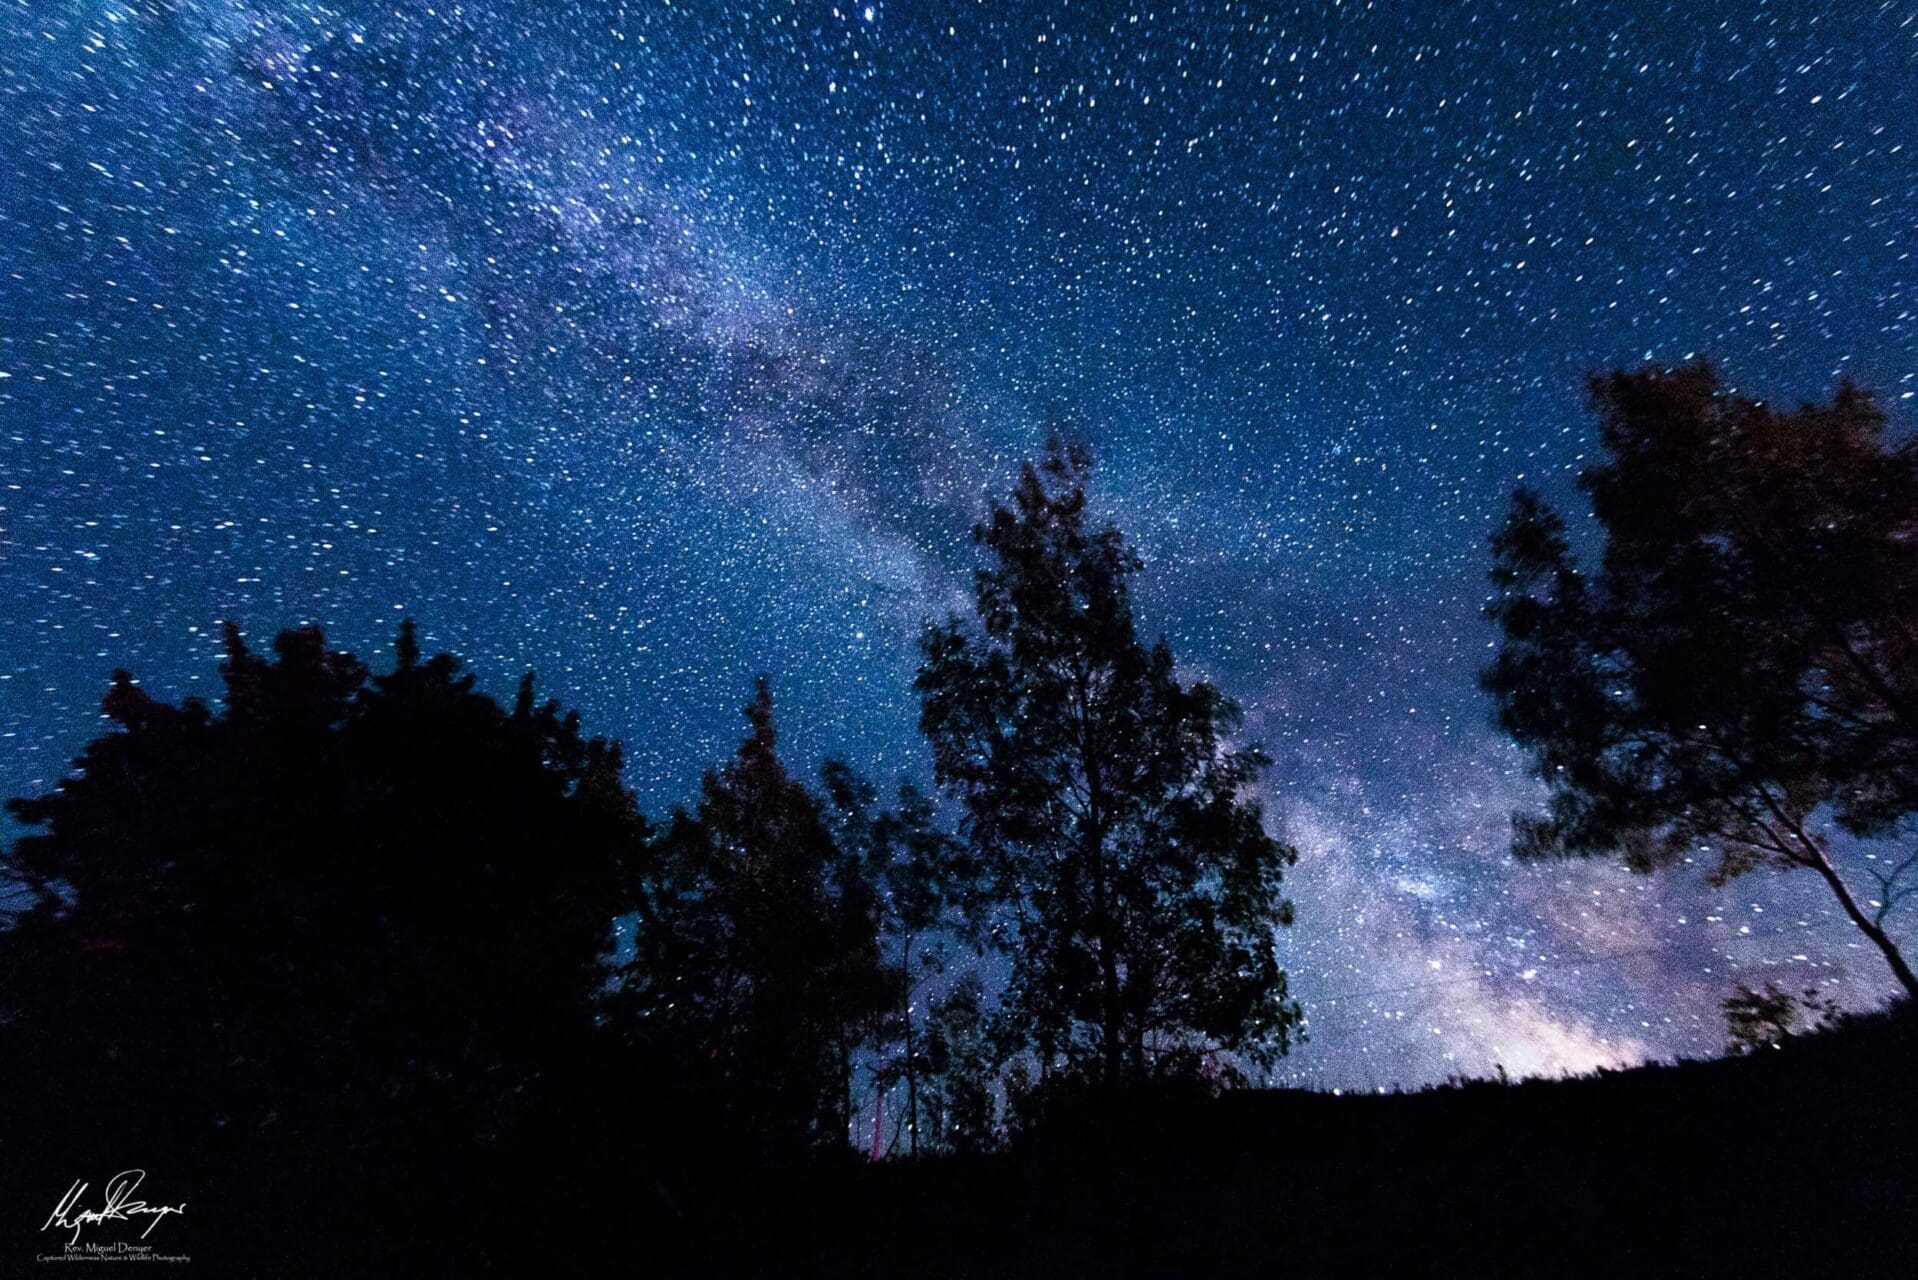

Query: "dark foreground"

xmin=5 ymin=1009 xmax=1910 ymax=1277
xmin=709 ymin=1011 xmax=1915 ymax=1279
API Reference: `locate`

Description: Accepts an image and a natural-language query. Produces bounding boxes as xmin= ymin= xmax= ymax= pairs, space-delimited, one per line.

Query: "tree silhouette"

xmin=916 ymin=439 xmax=1301 ymax=1092
xmin=0 ymin=621 xmax=638 ymax=1164
xmin=1723 ymin=982 xmax=1840 ymax=1056
xmin=618 ymin=678 xmax=894 ymax=1156
xmin=822 ymin=761 xmax=988 ymax=1155
xmin=921 ymin=974 xmax=1000 ymax=1153
xmin=1484 ymin=363 xmax=1918 ymax=997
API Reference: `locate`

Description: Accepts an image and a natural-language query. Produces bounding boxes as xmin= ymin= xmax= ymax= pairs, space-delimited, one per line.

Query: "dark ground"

xmin=5 ymin=1009 xmax=1910 ymax=1277
xmin=728 ymin=1010 xmax=1914 ymax=1278
xmin=441 ymin=1007 xmax=1913 ymax=1277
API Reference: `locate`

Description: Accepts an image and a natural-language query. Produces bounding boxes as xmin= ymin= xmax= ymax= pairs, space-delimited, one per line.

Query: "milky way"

xmin=4 ymin=0 xmax=1914 ymax=1088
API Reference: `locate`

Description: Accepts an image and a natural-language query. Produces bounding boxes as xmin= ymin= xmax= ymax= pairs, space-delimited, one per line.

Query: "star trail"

xmin=3 ymin=0 xmax=1914 ymax=1088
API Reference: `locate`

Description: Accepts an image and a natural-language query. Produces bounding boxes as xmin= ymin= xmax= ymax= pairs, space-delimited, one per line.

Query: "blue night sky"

xmin=3 ymin=0 xmax=1914 ymax=1088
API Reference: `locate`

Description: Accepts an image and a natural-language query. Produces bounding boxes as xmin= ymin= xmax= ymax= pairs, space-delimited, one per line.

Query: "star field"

xmin=3 ymin=0 xmax=1915 ymax=1087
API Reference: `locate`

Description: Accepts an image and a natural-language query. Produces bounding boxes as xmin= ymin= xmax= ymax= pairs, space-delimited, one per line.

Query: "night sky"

xmin=4 ymin=0 xmax=1915 ymax=1090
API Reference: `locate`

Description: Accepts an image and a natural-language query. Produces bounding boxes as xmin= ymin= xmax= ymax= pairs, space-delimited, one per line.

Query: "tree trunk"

xmin=1810 ymin=849 xmax=1918 ymax=1000
xmin=903 ymin=934 xmax=918 ymax=1158
xmin=1087 ymin=820 xmax=1121 ymax=1090
xmin=1076 ymin=664 xmax=1122 ymax=1090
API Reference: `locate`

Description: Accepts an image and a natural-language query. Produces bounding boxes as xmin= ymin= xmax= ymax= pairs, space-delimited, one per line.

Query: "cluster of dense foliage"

xmin=0 ymin=622 xmax=636 ymax=1158
xmin=1486 ymin=363 xmax=1918 ymax=996
xmin=3 ymin=364 xmax=1915 ymax=1270
xmin=918 ymin=442 xmax=1301 ymax=1095
xmin=0 ymin=445 xmax=1300 ymax=1203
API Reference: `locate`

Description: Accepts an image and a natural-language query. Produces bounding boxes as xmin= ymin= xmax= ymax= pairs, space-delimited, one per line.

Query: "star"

xmin=2 ymin=0 xmax=1912 ymax=1089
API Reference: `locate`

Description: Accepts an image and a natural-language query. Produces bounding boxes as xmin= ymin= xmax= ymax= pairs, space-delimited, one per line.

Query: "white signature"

xmin=41 ymin=1170 xmax=186 ymax=1246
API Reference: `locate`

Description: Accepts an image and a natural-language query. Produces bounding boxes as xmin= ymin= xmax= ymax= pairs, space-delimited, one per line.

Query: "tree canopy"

xmin=917 ymin=439 xmax=1301 ymax=1091
xmin=615 ymin=678 xmax=895 ymax=1156
xmin=0 ymin=620 xmax=640 ymax=1158
xmin=1484 ymin=363 xmax=1918 ymax=996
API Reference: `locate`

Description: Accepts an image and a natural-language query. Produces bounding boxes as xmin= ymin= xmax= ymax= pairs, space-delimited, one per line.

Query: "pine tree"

xmin=623 ymin=679 xmax=894 ymax=1154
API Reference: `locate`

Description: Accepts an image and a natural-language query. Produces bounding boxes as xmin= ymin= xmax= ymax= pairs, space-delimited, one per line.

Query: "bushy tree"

xmin=916 ymin=440 xmax=1301 ymax=1092
xmin=0 ymin=621 xmax=638 ymax=1159
xmin=619 ymin=679 xmax=894 ymax=1156
xmin=1484 ymin=363 xmax=1918 ymax=997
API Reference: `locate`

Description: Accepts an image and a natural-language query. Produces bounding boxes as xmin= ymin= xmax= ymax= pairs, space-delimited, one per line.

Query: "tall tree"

xmin=1484 ymin=363 xmax=1918 ymax=998
xmin=620 ymin=679 xmax=894 ymax=1155
xmin=917 ymin=440 xmax=1301 ymax=1091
